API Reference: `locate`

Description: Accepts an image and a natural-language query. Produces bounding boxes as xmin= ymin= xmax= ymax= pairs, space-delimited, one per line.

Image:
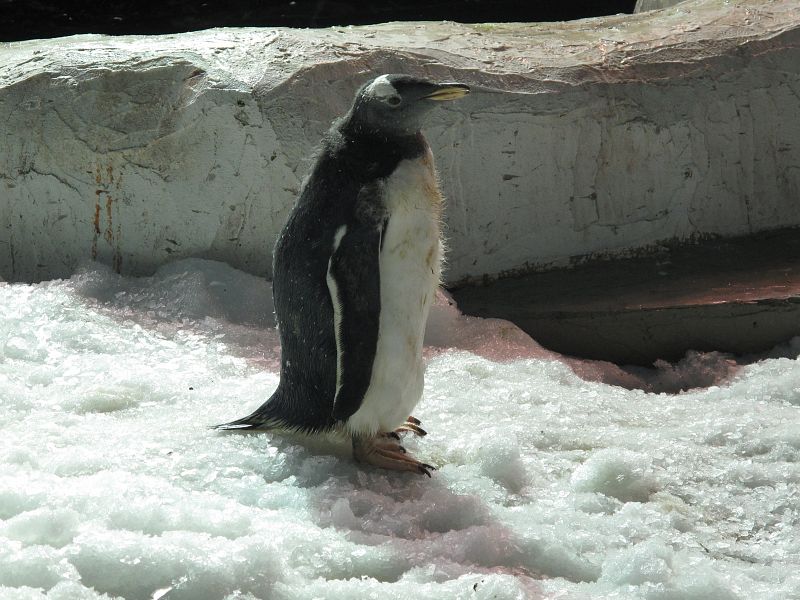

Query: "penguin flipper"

xmin=326 ymin=223 xmax=383 ymax=423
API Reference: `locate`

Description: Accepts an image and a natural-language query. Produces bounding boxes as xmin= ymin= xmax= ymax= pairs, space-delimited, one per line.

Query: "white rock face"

xmin=2 ymin=0 xmax=799 ymax=284
xmin=634 ymin=0 xmax=688 ymax=12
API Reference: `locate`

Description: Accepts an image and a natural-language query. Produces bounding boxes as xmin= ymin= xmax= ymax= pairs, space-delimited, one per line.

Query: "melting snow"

xmin=1 ymin=259 xmax=799 ymax=599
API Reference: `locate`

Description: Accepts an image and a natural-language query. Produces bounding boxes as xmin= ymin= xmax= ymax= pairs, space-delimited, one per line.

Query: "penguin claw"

xmin=352 ymin=434 xmax=434 ymax=477
xmin=395 ymin=423 xmax=427 ymax=437
xmin=417 ymin=463 xmax=437 ymax=477
xmin=406 ymin=416 xmax=422 ymax=425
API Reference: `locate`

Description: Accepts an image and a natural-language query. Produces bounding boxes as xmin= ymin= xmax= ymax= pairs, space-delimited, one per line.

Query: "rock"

xmin=452 ymin=229 xmax=800 ymax=365
xmin=634 ymin=0 xmax=688 ymax=13
xmin=2 ymin=0 xmax=799 ymax=284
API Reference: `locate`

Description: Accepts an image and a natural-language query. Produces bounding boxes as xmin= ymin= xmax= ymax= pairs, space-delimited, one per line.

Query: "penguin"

xmin=215 ymin=74 xmax=470 ymax=476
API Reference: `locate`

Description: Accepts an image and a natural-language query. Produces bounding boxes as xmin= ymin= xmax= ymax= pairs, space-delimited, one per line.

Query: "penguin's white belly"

xmin=346 ymin=155 xmax=442 ymax=435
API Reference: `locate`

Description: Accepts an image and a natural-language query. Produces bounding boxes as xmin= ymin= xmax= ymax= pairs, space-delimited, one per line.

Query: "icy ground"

xmin=1 ymin=259 xmax=799 ymax=600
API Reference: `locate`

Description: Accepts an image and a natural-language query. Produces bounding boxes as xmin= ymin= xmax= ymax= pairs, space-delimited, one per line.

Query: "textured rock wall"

xmin=634 ymin=0 xmax=687 ymax=13
xmin=2 ymin=0 xmax=799 ymax=284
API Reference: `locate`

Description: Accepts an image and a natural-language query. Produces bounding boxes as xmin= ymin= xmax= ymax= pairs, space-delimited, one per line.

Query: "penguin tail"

xmin=211 ymin=408 xmax=285 ymax=431
xmin=212 ymin=395 xmax=287 ymax=432
xmin=211 ymin=417 xmax=265 ymax=431
xmin=212 ymin=388 xmax=330 ymax=434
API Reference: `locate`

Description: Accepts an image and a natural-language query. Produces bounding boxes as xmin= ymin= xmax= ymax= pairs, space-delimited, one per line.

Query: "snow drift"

xmin=1 ymin=259 xmax=799 ymax=599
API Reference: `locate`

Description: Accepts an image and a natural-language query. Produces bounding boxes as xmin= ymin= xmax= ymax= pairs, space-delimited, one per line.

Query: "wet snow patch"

xmin=0 ymin=259 xmax=799 ymax=599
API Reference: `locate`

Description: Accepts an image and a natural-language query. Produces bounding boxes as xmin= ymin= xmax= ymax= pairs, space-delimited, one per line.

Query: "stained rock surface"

xmin=453 ymin=228 xmax=800 ymax=365
xmin=2 ymin=0 xmax=799 ymax=284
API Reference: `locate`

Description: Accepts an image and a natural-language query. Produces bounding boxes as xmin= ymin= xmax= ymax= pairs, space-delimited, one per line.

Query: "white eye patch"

xmin=364 ymin=74 xmax=398 ymax=100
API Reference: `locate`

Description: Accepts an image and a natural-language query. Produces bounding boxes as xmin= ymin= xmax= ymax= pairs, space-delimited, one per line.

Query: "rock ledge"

xmin=2 ymin=0 xmax=799 ymax=283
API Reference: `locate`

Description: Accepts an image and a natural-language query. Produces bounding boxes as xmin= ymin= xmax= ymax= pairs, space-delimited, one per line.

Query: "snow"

xmin=1 ymin=258 xmax=799 ymax=600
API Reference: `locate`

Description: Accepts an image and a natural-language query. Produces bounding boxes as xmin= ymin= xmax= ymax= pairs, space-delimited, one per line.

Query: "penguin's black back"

xmin=220 ymin=121 xmax=427 ymax=433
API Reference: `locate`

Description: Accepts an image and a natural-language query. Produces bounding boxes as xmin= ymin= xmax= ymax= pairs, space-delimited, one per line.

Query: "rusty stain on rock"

xmin=90 ymin=161 xmax=123 ymax=273
xmin=91 ymin=200 xmax=101 ymax=260
xmin=92 ymin=198 xmax=101 ymax=234
xmin=104 ymin=195 xmax=113 ymax=244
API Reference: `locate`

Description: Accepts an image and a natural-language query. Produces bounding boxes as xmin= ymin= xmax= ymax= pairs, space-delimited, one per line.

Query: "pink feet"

xmin=352 ymin=417 xmax=434 ymax=477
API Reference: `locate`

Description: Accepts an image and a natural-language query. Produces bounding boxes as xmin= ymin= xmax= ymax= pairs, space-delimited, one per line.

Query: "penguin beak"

xmin=423 ymin=83 xmax=470 ymax=101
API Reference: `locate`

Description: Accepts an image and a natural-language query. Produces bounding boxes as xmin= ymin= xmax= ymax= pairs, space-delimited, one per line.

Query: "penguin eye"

xmin=386 ymin=95 xmax=402 ymax=107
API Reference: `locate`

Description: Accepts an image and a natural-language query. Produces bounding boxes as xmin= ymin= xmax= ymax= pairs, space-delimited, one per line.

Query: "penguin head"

xmin=347 ymin=74 xmax=470 ymax=136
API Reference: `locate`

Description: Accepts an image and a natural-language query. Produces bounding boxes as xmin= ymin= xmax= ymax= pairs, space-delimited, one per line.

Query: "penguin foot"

xmin=394 ymin=416 xmax=427 ymax=437
xmin=352 ymin=433 xmax=435 ymax=477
